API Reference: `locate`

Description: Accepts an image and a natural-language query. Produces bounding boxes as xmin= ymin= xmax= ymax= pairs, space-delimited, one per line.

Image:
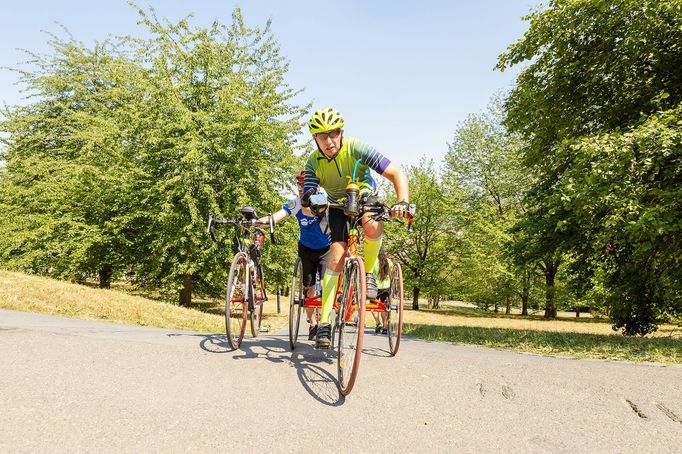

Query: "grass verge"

xmin=0 ymin=270 xmax=287 ymax=333
xmin=403 ymin=322 xmax=682 ymax=364
xmin=3 ymin=269 xmax=680 ymax=364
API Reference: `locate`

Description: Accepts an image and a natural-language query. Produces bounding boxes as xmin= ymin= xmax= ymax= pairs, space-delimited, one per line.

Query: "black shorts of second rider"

xmin=298 ymin=242 xmax=330 ymax=287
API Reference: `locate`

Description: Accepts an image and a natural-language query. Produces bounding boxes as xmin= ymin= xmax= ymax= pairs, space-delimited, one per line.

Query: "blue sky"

xmin=0 ymin=1 xmax=538 ymax=168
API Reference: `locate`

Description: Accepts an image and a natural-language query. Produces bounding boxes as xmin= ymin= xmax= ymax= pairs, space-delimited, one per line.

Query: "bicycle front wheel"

xmin=337 ymin=256 xmax=366 ymax=396
xmin=225 ymin=252 xmax=249 ymax=350
xmin=250 ymin=273 xmax=265 ymax=337
xmin=387 ymin=262 xmax=404 ymax=356
xmin=289 ymin=258 xmax=303 ymax=350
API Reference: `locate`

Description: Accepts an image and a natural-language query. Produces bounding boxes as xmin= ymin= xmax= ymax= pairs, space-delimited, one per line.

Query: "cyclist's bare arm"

xmin=381 ymin=163 xmax=409 ymax=202
xmin=381 ymin=163 xmax=410 ymax=217
xmin=258 ymin=209 xmax=288 ymax=225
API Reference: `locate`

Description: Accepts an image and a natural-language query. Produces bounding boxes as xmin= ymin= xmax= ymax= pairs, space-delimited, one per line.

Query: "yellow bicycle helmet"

xmin=308 ymin=108 xmax=345 ymax=134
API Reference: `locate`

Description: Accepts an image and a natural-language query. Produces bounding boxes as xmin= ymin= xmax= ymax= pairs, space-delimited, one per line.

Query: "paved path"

xmin=1 ymin=308 xmax=681 ymax=453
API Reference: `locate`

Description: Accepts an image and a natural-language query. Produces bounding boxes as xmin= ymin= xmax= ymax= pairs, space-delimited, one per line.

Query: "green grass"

xmin=0 ymin=269 xmax=287 ymax=333
xmin=403 ymin=323 xmax=682 ymax=364
xmin=3 ymin=269 xmax=680 ymax=364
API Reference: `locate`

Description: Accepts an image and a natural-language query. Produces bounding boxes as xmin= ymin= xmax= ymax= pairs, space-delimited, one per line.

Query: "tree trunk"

xmin=494 ymin=302 xmax=499 ymax=313
xmin=575 ymin=308 xmax=580 ymax=318
xmin=98 ymin=265 xmax=113 ymax=289
xmin=543 ymin=261 xmax=558 ymax=319
xmin=505 ymin=295 xmax=511 ymax=315
xmin=179 ymin=274 xmax=193 ymax=307
xmin=520 ymin=267 xmax=530 ymax=316
xmin=412 ymin=286 xmax=420 ymax=310
xmin=432 ymin=295 xmax=440 ymax=309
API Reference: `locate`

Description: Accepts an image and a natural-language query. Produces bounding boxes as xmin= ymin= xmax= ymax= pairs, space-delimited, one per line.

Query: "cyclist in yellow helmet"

xmin=302 ymin=107 xmax=410 ymax=348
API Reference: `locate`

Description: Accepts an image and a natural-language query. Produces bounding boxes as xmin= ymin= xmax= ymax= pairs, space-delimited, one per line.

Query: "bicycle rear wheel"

xmin=387 ymin=262 xmax=404 ymax=356
xmin=225 ymin=252 xmax=249 ymax=350
xmin=288 ymin=258 xmax=303 ymax=350
xmin=337 ymin=257 xmax=366 ymax=396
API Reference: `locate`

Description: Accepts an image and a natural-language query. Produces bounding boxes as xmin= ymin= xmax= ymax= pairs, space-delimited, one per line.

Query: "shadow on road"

xmin=167 ymin=332 xmax=345 ymax=406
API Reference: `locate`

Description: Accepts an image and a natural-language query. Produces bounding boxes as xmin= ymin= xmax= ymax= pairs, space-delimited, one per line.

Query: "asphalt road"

xmin=1 ymin=308 xmax=681 ymax=453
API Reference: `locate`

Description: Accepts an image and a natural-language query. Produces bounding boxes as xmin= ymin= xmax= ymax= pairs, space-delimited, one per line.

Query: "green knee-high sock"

xmin=320 ymin=270 xmax=339 ymax=324
xmin=363 ymin=235 xmax=383 ymax=273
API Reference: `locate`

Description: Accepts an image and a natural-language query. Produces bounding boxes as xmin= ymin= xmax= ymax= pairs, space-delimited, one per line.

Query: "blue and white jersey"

xmin=283 ymin=195 xmax=330 ymax=250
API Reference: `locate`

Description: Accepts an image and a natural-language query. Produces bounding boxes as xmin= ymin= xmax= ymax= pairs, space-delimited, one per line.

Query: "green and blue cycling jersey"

xmin=304 ymin=136 xmax=391 ymax=202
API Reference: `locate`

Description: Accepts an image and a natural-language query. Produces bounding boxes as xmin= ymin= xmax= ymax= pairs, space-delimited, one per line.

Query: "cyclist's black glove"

xmin=301 ymin=188 xmax=315 ymax=207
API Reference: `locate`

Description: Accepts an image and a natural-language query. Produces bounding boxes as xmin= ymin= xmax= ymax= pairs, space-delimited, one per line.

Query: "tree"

xmin=0 ymin=6 xmax=305 ymax=306
xmin=388 ymin=159 xmax=457 ymax=310
xmin=0 ymin=37 xmax=139 ymax=287
xmin=444 ymin=96 xmax=530 ymax=314
xmin=497 ymin=0 xmax=682 ymax=333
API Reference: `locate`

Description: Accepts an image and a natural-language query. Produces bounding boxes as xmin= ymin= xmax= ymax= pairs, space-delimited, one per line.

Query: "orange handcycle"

xmin=208 ymin=207 xmax=275 ymax=350
xmin=288 ymin=186 xmax=414 ymax=395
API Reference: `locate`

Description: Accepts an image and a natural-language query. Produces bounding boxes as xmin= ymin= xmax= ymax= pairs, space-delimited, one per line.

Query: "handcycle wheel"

xmin=387 ymin=262 xmax=404 ymax=356
xmin=337 ymin=256 xmax=366 ymax=396
xmin=288 ymin=258 xmax=304 ymax=350
xmin=225 ymin=252 xmax=249 ymax=350
xmin=250 ymin=271 xmax=266 ymax=337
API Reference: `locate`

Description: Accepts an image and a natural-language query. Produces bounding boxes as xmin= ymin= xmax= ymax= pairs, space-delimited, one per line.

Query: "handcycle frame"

xmin=289 ymin=193 xmax=412 ymax=395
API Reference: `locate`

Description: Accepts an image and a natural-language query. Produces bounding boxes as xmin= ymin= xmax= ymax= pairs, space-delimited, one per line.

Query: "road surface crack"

xmin=656 ymin=403 xmax=682 ymax=425
xmin=502 ymin=385 xmax=515 ymax=400
xmin=625 ymin=399 xmax=648 ymax=419
xmin=476 ymin=383 xmax=486 ymax=397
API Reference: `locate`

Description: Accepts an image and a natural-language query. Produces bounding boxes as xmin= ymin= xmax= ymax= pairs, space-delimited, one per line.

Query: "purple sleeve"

xmin=303 ymin=157 xmax=320 ymax=194
xmin=355 ymin=139 xmax=391 ymax=174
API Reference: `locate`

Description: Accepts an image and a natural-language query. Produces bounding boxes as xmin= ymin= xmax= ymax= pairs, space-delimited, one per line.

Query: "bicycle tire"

xmin=288 ymin=258 xmax=303 ymax=350
xmin=337 ymin=256 xmax=366 ymax=396
xmin=387 ymin=262 xmax=404 ymax=356
xmin=225 ymin=252 xmax=249 ymax=350
xmin=250 ymin=271 xmax=266 ymax=337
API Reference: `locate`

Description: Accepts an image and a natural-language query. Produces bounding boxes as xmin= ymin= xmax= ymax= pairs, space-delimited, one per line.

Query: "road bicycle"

xmin=208 ymin=207 xmax=275 ymax=350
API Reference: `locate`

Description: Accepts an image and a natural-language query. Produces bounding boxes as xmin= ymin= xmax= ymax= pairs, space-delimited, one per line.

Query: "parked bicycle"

xmin=208 ymin=208 xmax=275 ymax=350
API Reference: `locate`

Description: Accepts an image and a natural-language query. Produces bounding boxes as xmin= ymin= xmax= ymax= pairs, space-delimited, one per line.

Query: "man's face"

xmin=297 ymin=181 xmax=304 ymax=197
xmin=313 ymin=128 xmax=343 ymax=158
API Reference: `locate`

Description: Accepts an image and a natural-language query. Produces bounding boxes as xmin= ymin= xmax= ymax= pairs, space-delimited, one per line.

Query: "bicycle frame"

xmin=209 ymin=213 xmax=273 ymax=310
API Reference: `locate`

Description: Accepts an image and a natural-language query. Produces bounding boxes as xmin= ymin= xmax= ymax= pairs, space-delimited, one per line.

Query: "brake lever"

xmin=207 ymin=213 xmax=218 ymax=242
xmin=269 ymin=215 xmax=276 ymax=245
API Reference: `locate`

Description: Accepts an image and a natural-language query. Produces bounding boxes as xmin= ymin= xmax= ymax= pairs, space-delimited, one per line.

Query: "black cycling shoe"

xmin=381 ymin=327 xmax=388 ymax=335
xmin=365 ymin=272 xmax=378 ymax=300
xmin=375 ymin=323 xmax=383 ymax=334
xmin=308 ymin=324 xmax=318 ymax=341
xmin=315 ymin=323 xmax=331 ymax=349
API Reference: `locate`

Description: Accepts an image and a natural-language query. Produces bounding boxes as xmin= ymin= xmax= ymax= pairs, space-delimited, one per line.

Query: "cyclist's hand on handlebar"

xmin=301 ymin=188 xmax=315 ymax=207
xmin=390 ymin=200 xmax=411 ymax=219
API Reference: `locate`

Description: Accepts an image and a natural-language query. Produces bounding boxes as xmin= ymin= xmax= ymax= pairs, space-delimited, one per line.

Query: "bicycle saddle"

xmin=240 ymin=206 xmax=258 ymax=220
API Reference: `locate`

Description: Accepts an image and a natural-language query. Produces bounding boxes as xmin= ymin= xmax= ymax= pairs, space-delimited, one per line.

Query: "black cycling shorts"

xmin=328 ymin=207 xmax=351 ymax=243
xmin=298 ymin=242 xmax=330 ymax=287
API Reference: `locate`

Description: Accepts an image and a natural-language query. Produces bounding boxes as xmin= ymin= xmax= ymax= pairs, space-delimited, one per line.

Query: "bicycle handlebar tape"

xmin=344 ymin=182 xmax=360 ymax=217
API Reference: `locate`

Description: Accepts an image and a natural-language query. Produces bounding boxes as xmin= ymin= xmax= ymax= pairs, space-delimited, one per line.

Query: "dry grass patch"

xmin=403 ymin=305 xmax=681 ymax=339
xmin=401 ymin=305 xmax=682 ymax=364
xmin=0 ymin=270 xmax=287 ymax=334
